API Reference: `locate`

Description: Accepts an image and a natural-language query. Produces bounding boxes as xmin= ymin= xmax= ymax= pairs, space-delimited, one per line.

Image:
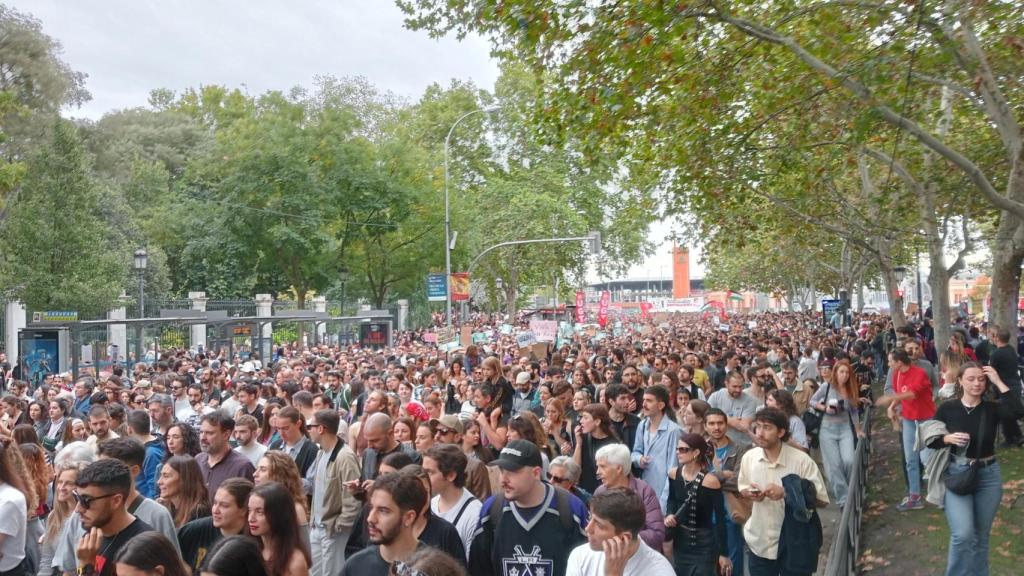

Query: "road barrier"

xmin=823 ymin=406 xmax=874 ymax=576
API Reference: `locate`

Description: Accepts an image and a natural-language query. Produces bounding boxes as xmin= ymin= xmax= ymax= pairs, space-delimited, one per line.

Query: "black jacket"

xmin=778 ymin=474 xmax=823 ymax=574
xmin=268 ymin=436 xmax=319 ymax=478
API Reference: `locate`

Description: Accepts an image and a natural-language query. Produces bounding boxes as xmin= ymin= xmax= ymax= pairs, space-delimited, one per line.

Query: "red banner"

xmin=639 ymin=301 xmax=653 ymax=320
xmin=450 ymin=273 xmax=470 ymax=302
xmin=597 ymin=291 xmax=611 ymax=328
xmin=575 ymin=291 xmax=587 ymax=323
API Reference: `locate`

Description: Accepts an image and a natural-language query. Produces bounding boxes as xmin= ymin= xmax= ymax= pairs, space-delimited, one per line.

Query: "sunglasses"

xmin=548 ymin=473 xmax=569 ymax=484
xmin=306 ymin=423 xmax=322 ymax=430
xmin=677 ymin=446 xmax=695 ymax=453
xmin=72 ymin=491 xmax=117 ymax=510
xmin=436 ymin=427 xmax=455 ymax=435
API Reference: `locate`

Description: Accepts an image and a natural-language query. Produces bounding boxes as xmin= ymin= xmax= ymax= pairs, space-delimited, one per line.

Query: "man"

xmin=359 ymin=413 xmax=421 ymax=487
xmin=146 ymin=394 xmax=174 ymax=437
xmin=308 ymin=409 xmax=361 ymax=576
xmin=169 ymin=376 xmax=195 ymax=422
xmin=186 ymin=384 xmax=214 ymax=426
xmin=195 ymin=412 xmax=255 ymax=504
xmin=988 ymin=325 xmax=1023 ymax=446
xmin=268 ymin=406 xmax=318 ymax=478
xmin=468 ymin=439 xmax=589 ymax=576
xmin=630 ymin=385 xmax=681 ymax=513
xmin=738 ymin=408 xmax=829 ymax=576
xmin=124 ymin=409 xmax=164 ymax=499
xmin=706 ymin=408 xmax=749 ymax=574
xmin=425 ymin=444 xmax=481 ymax=560
xmin=510 ymin=371 xmax=537 ymax=417
xmin=234 ymin=383 xmax=264 ymax=428
xmin=776 ymin=361 xmax=812 ymax=415
xmin=85 ymin=405 xmax=119 ymax=448
xmin=619 ymin=366 xmax=644 ymax=415
xmin=232 ymin=414 xmax=267 ymax=466
xmin=565 ymin=488 xmax=674 ymax=576
xmin=605 ymin=384 xmax=640 ymax=451
xmin=797 ymin=347 xmax=818 ymax=384
xmin=348 ymin=389 xmax=387 ymax=456
xmin=178 ymin=478 xmax=253 ymax=573
xmin=431 ymin=415 xmax=492 ymax=501
xmin=66 ymin=459 xmax=153 ymax=576
xmin=880 ymin=349 xmax=936 ymax=511
xmin=708 ymin=371 xmax=759 ymax=446
xmin=72 ymin=378 xmax=94 ymax=419
xmin=340 ymin=472 xmax=431 ymax=575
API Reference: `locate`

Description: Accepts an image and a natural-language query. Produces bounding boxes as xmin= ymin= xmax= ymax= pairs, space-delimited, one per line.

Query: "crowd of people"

xmin=0 ymin=308 xmax=1017 ymax=576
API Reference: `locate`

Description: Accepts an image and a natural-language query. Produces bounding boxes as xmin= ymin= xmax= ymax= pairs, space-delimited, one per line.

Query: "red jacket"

xmin=895 ymin=364 xmax=936 ymax=421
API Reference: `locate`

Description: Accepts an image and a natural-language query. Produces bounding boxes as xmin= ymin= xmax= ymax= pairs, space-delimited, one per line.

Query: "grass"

xmin=859 ymin=410 xmax=1024 ymax=575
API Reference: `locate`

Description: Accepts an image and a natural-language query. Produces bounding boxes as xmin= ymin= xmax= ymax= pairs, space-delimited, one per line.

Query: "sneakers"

xmin=897 ymin=494 xmax=925 ymax=511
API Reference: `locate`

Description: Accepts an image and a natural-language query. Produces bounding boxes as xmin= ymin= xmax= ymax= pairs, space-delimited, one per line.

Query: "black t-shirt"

xmin=990 ymin=345 xmax=1020 ymax=388
xmin=930 ymin=391 xmax=1024 ymax=459
xmin=339 ymin=542 xmax=430 ymax=576
xmin=95 ymin=518 xmax=153 ymax=576
xmin=177 ymin=516 xmax=228 ymax=574
xmin=419 ymin=513 xmax=466 ymax=566
xmin=609 ymin=412 xmax=640 ymax=451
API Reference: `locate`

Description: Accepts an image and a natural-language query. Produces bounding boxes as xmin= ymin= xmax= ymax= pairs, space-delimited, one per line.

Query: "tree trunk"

xmin=879 ymin=262 xmax=907 ymax=328
xmin=990 ymin=217 xmax=1024 ymax=346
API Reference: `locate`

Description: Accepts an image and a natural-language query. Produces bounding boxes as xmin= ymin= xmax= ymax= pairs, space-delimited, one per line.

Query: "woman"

xmin=461 ymin=420 xmax=493 ymax=463
xmin=675 ymin=387 xmax=693 ymax=418
xmin=29 ymin=402 xmax=47 ymax=440
xmin=2 ymin=395 xmax=30 ymax=430
xmin=928 ymin=363 xmax=1024 ymax=575
xmin=402 ymin=546 xmax=468 ymax=576
xmin=593 ymin=443 xmax=665 ymax=552
xmin=571 ymin=390 xmax=591 ymax=416
xmin=393 ymin=417 xmax=416 ymax=445
xmin=41 ymin=399 xmax=68 ymax=454
xmin=572 ymin=403 xmax=622 ymax=493
xmin=41 ymin=461 xmax=86 ymax=576
xmin=414 ymin=421 xmax=436 ymax=453
xmin=19 ymin=442 xmax=50 ymax=574
xmin=248 ymin=482 xmax=310 ymax=576
xmin=200 ymin=535 xmax=269 ymax=576
xmin=158 ymin=455 xmax=211 ymax=527
xmin=938 ymin=349 xmax=965 ymax=400
xmin=258 ymin=401 xmax=284 ymax=446
xmin=0 ymin=441 xmax=32 ymax=575
xmin=681 ymin=399 xmax=710 ymax=436
xmin=544 ymin=399 xmax=573 ymax=456
xmin=254 ymin=452 xmax=309 ymax=524
xmin=480 ymin=356 xmax=514 ymax=418
xmin=810 ymin=358 xmax=863 ymax=507
xmin=397 ymin=380 xmax=414 ymax=413
xmin=665 ymin=433 xmax=730 ymax=576
xmin=766 ymin=389 xmax=808 ymax=451
xmin=164 ymin=422 xmax=202 ymax=461
xmin=508 ymin=412 xmax=555 ymax=471
xmin=115 ymin=531 xmax=190 ymax=576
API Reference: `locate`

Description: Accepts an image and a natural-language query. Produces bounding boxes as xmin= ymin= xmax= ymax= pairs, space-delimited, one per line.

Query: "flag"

xmin=728 ymin=290 xmax=743 ymax=302
xmin=575 ymin=291 xmax=587 ymax=323
xmin=597 ymin=291 xmax=611 ymax=328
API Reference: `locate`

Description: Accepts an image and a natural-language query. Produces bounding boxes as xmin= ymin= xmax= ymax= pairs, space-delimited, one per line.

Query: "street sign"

xmin=32 ymin=311 xmax=78 ymax=323
xmin=426 ymin=274 xmax=448 ymax=302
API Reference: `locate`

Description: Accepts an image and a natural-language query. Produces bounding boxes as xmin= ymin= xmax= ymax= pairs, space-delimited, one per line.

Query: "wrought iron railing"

xmin=822 ymin=406 xmax=874 ymax=575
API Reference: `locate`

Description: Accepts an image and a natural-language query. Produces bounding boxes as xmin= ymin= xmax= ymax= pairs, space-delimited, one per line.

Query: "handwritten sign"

xmin=529 ymin=320 xmax=557 ymax=343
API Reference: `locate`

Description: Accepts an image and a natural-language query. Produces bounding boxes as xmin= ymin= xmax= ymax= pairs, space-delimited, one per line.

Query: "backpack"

xmin=487 ymin=484 xmax=575 ymax=533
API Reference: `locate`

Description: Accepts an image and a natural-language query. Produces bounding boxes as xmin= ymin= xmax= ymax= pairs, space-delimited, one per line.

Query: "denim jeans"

xmin=901 ymin=418 xmax=934 ymax=496
xmin=725 ymin=514 xmax=744 ymax=574
xmin=819 ymin=419 xmax=856 ymax=506
xmin=944 ymin=461 xmax=1002 ymax=576
xmin=747 ymin=549 xmax=812 ymax=576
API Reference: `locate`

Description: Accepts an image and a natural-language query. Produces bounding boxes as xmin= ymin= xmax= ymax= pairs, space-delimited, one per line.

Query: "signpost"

xmin=426 ymin=274 xmax=448 ymax=302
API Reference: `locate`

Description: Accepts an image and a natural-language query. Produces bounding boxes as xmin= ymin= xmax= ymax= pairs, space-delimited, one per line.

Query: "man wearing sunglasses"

xmin=69 ymin=459 xmax=155 ymax=576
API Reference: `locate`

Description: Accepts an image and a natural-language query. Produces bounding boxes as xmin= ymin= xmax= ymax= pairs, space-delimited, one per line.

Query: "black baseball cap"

xmin=494 ymin=439 xmax=543 ymax=471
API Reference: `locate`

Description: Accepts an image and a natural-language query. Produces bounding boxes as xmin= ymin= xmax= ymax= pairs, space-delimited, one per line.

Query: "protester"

xmin=879 ymin=349 xmax=936 ymax=511
xmin=0 ymin=442 xmax=30 ymax=576
xmin=809 ymin=359 xmax=863 ymax=506
xmin=631 ymin=385 xmax=681 ymax=513
xmin=592 ymin=443 xmax=664 ymax=552
xmin=665 ymin=433 xmax=729 ymax=576
xmin=254 ymin=451 xmax=310 ymax=524
xmin=566 ymin=488 xmax=675 ymax=576
xmin=114 ymin=532 xmax=191 ymax=576
xmin=199 ymin=535 xmax=269 ymax=576
xmin=157 ymin=455 xmax=211 ymax=527
xmin=307 ymin=409 xmax=360 ymax=576
xmin=195 ymin=412 xmax=255 ymax=504
xmin=572 ymin=403 xmax=622 ymax=493
xmin=248 ymin=482 xmax=311 ymax=576
xmin=340 ymin=472 xmax=430 ymax=575
xmin=424 ymin=444 xmax=480 ymax=561
xmin=178 ymin=478 xmax=253 ymax=574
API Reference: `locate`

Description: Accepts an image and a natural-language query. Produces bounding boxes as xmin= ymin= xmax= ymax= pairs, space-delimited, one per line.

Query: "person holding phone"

xmin=928 ymin=362 xmax=1024 ymax=575
xmin=808 ymin=359 xmax=863 ymax=508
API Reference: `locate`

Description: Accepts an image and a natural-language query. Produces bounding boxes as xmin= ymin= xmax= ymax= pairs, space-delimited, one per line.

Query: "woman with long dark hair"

xmin=164 ymin=422 xmax=202 ymax=460
xmin=766 ymin=389 xmax=808 ymax=451
xmin=460 ymin=419 xmax=494 ymax=464
xmin=572 ymin=403 xmax=622 ymax=493
xmin=200 ymin=535 xmax=269 ymax=576
xmin=248 ymin=482 xmax=311 ymax=576
xmin=158 ymin=455 xmax=211 ymax=527
xmin=0 ymin=441 xmax=33 ymax=575
xmin=665 ymin=433 xmax=729 ymax=576
xmin=114 ymin=531 xmax=190 ymax=576
xmin=41 ymin=399 xmax=68 ymax=454
xmin=929 ymin=362 xmax=1024 ymax=575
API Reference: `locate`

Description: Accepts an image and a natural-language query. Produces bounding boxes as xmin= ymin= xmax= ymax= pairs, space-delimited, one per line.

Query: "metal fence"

xmin=822 ymin=406 xmax=874 ymax=576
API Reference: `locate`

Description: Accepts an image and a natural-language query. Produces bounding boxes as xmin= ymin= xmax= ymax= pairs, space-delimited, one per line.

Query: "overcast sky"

xmin=12 ymin=0 xmax=702 ymax=282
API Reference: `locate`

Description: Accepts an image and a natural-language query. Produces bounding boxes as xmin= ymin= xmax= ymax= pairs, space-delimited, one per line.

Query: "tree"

xmin=0 ymin=119 xmax=124 ymax=316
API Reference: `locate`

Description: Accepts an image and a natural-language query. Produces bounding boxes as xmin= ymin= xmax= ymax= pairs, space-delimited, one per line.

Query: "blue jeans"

xmin=944 ymin=461 xmax=1002 ymax=576
xmin=901 ymin=418 xmax=934 ymax=496
xmin=725 ymin=514 xmax=744 ymax=574
xmin=819 ymin=419 xmax=856 ymax=506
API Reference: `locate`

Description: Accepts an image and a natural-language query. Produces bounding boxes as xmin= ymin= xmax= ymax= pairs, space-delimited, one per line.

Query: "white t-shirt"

xmin=430 ymin=488 xmax=481 ymax=561
xmin=565 ymin=539 xmax=675 ymax=576
xmin=0 ymin=482 xmax=26 ymax=571
xmin=235 ymin=440 xmax=268 ymax=467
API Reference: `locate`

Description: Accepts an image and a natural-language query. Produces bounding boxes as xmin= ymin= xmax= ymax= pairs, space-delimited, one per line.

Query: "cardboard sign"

xmin=460 ymin=326 xmax=473 ymax=347
xmin=500 ymin=324 xmax=514 ymax=335
xmin=529 ymin=320 xmax=558 ymax=343
xmin=652 ymin=312 xmax=669 ymax=323
xmin=530 ymin=342 xmax=548 ymax=359
xmin=435 ymin=327 xmax=457 ymax=347
xmin=472 ymin=332 xmax=489 ymax=344
xmin=422 ymin=332 xmax=437 ymax=343
xmin=516 ymin=331 xmax=537 ymax=348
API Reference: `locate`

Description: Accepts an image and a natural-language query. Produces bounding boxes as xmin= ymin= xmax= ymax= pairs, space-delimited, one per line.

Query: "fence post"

xmin=255 ymin=294 xmax=273 ymax=360
xmin=107 ymin=296 xmax=129 ymax=366
xmin=312 ymin=296 xmax=327 ymax=345
xmin=189 ymin=291 xmax=209 ymax=351
xmin=4 ymin=301 xmax=25 ymax=366
xmin=397 ymin=299 xmax=409 ymax=331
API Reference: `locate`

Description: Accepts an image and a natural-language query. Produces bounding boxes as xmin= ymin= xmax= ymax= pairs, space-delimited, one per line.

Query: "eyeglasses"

xmin=677 ymin=447 xmax=695 ymax=453
xmin=72 ymin=491 xmax=117 ymax=510
xmin=306 ymin=423 xmax=322 ymax=430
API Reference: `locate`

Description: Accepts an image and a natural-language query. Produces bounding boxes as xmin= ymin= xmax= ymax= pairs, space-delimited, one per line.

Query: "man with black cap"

xmin=468 ymin=439 xmax=588 ymax=576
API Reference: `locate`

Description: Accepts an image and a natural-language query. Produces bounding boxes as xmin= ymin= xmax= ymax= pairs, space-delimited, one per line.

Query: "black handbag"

xmin=943 ymin=406 xmax=985 ymax=495
xmin=801 ymin=383 xmax=830 ymax=436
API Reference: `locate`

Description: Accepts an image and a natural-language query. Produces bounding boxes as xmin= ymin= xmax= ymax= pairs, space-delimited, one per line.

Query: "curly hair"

xmin=257 ymin=451 xmax=308 ymax=516
xmin=1 ymin=442 xmax=38 ymax=513
xmin=163 ymin=422 xmax=202 ymax=462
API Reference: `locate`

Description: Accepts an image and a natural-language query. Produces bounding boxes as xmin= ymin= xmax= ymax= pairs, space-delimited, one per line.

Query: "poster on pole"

xmin=575 ymin=291 xmax=587 ymax=323
xmin=450 ymin=273 xmax=470 ymax=302
xmin=597 ymin=291 xmax=611 ymax=328
xmin=529 ymin=320 xmax=558 ymax=343
xmin=426 ymin=274 xmax=448 ymax=302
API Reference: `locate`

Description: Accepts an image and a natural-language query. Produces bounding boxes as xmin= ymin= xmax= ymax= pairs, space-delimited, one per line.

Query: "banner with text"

xmin=529 ymin=320 xmax=558 ymax=342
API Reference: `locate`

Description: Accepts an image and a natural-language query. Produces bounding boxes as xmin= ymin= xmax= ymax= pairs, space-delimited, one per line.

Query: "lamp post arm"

xmin=467 ymin=236 xmax=594 ymax=276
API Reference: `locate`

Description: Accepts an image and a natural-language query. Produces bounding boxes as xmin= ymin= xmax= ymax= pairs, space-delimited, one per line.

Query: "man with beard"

xmin=70 ymin=459 xmax=154 ymax=576
xmin=195 ymin=412 xmax=255 ymax=504
xmin=619 ymin=365 xmax=644 ymax=415
xmin=339 ymin=472 xmax=429 ymax=575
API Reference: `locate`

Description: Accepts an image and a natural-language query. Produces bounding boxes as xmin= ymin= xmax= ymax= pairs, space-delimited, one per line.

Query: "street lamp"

xmin=339 ymin=265 xmax=350 ymax=315
xmin=892 ymin=266 xmax=907 ymax=284
xmin=133 ymin=248 xmax=148 ymax=318
xmin=444 ymin=105 xmax=501 ymax=326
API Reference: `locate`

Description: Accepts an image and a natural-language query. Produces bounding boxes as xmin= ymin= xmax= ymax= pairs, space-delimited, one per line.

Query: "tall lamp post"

xmin=133 ymin=248 xmax=148 ymax=318
xmin=339 ymin=265 xmax=350 ymax=345
xmin=443 ymin=105 xmax=500 ymax=326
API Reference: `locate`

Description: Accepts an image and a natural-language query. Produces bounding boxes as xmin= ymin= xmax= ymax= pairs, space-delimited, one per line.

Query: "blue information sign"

xmin=821 ymin=299 xmax=842 ymax=326
xmin=426 ymin=274 xmax=448 ymax=302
